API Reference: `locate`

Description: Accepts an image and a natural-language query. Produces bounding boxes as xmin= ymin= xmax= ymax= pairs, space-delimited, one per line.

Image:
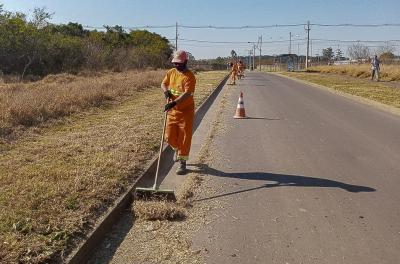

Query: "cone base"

xmin=233 ymin=115 xmax=247 ymax=119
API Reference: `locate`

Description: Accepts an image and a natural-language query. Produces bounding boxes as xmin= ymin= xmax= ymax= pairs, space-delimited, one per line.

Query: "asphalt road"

xmin=89 ymin=72 xmax=400 ymax=264
xmin=191 ymin=72 xmax=400 ymax=264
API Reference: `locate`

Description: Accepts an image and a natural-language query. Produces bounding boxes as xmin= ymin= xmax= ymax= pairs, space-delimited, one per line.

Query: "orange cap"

xmin=172 ymin=50 xmax=189 ymax=63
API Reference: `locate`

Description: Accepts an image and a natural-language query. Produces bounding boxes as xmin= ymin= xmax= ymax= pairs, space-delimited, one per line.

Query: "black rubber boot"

xmin=176 ymin=160 xmax=187 ymax=175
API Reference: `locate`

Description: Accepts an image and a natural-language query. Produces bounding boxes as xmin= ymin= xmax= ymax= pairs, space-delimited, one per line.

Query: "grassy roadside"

xmin=89 ymin=71 xmax=232 ymax=264
xmin=307 ymin=65 xmax=400 ymax=81
xmin=0 ymin=70 xmax=228 ymax=263
xmin=279 ymin=71 xmax=400 ymax=109
xmin=0 ymin=71 xmax=164 ymax=141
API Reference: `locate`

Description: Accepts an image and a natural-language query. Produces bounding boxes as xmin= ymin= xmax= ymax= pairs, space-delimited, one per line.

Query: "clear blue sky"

xmin=2 ymin=0 xmax=400 ymax=59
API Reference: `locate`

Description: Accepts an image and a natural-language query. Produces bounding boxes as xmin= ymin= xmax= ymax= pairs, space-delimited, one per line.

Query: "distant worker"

xmin=161 ymin=50 xmax=196 ymax=175
xmin=238 ymin=60 xmax=245 ymax=79
xmin=229 ymin=61 xmax=238 ymax=85
xmin=371 ymin=55 xmax=380 ymax=81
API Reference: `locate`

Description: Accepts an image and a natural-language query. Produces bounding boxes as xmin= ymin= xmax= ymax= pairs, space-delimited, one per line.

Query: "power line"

xmin=311 ymin=38 xmax=400 ymax=43
xmin=311 ymin=23 xmax=400 ymax=27
xmin=83 ymin=23 xmax=400 ymax=31
xmin=179 ymin=43 xmax=250 ymax=48
xmin=178 ymin=37 xmax=400 ymax=45
xmin=178 ymin=38 xmax=250 ymax=44
xmin=178 ymin=38 xmax=305 ymax=44
xmin=179 ymin=24 xmax=305 ymax=29
xmin=83 ymin=25 xmax=176 ymax=29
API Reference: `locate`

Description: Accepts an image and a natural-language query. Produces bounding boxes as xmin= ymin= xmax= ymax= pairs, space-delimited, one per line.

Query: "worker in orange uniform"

xmin=161 ymin=50 xmax=196 ymax=175
xmin=229 ymin=61 xmax=238 ymax=85
xmin=238 ymin=60 xmax=244 ymax=79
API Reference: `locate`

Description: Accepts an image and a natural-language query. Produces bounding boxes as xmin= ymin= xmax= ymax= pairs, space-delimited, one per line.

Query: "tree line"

xmin=321 ymin=44 xmax=397 ymax=63
xmin=0 ymin=5 xmax=174 ymax=79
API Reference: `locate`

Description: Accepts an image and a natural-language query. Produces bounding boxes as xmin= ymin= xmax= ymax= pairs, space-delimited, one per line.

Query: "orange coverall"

xmin=230 ymin=62 xmax=238 ymax=84
xmin=162 ymin=68 xmax=196 ymax=161
xmin=238 ymin=61 xmax=244 ymax=77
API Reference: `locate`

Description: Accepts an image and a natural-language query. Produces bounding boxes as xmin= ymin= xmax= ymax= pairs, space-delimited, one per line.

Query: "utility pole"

xmin=175 ymin=22 xmax=178 ymax=51
xmin=247 ymin=50 xmax=250 ymax=69
xmin=305 ymin=20 xmax=311 ymax=69
xmin=249 ymin=49 xmax=252 ymax=70
xmin=253 ymin=44 xmax=256 ymax=71
xmin=259 ymin=36 xmax=262 ymax=71
xmin=289 ymin=32 xmax=292 ymax=55
xmin=248 ymin=49 xmax=252 ymax=70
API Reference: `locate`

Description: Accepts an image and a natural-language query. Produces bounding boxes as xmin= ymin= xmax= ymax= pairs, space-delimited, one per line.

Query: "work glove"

xmin=164 ymin=90 xmax=173 ymax=99
xmin=164 ymin=101 xmax=177 ymax=112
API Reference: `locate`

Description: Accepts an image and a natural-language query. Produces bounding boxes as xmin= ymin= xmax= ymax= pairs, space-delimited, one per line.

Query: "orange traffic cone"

xmin=234 ymin=92 xmax=247 ymax=119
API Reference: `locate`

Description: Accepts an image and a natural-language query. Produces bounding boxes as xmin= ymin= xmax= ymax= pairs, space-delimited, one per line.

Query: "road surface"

xmin=192 ymin=72 xmax=400 ymax=264
xmin=91 ymin=72 xmax=400 ymax=264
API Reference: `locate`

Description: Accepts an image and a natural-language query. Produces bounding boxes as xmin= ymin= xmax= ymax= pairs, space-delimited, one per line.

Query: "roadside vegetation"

xmin=306 ymin=64 xmax=400 ymax=81
xmin=0 ymin=70 xmax=164 ymax=141
xmin=0 ymin=70 xmax=228 ymax=263
xmin=0 ymin=5 xmax=173 ymax=80
xmin=280 ymin=69 xmax=400 ymax=109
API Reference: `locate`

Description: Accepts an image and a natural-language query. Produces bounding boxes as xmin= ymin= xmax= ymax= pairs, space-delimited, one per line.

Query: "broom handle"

xmin=153 ymin=100 xmax=169 ymax=189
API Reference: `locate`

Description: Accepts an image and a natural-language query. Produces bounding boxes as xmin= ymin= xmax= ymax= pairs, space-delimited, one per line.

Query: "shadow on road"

xmin=188 ymin=164 xmax=376 ymax=202
xmin=87 ymin=211 xmax=134 ymax=264
xmin=245 ymin=117 xmax=280 ymax=120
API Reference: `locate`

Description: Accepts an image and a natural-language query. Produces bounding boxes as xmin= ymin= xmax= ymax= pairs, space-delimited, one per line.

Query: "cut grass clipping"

xmin=0 ymin=70 xmax=228 ymax=263
xmin=133 ymin=172 xmax=204 ymax=221
xmin=134 ymin=200 xmax=186 ymax=221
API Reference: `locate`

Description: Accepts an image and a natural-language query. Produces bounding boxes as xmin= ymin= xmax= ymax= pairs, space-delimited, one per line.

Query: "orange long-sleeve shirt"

xmin=162 ymin=68 xmax=196 ymax=113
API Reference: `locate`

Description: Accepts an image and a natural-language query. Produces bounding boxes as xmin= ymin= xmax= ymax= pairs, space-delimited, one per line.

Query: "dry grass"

xmin=307 ymin=64 xmax=400 ymax=81
xmin=0 ymin=71 xmax=164 ymax=140
xmin=88 ymin=75 xmax=231 ymax=264
xmin=0 ymin=70 xmax=228 ymax=263
xmin=280 ymin=71 xmax=400 ymax=109
xmin=133 ymin=200 xmax=186 ymax=221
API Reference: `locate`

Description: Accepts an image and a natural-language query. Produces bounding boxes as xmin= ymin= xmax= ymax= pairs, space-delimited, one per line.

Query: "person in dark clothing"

xmin=371 ymin=55 xmax=380 ymax=81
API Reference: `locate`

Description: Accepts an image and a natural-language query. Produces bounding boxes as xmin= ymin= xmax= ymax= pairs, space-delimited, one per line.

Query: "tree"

xmin=0 ymin=5 xmax=175 ymax=77
xmin=322 ymin=47 xmax=334 ymax=62
xmin=380 ymin=52 xmax=395 ymax=63
xmin=49 ymin=22 xmax=88 ymax=37
xmin=231 ymin=50 xmax=237 ymax=59
xmin=186 ymin=52 xmax=195 ymax=61
xmin=335 ymin=48 xmax=343 ymax=61
xmin=31 ymin=7 xmax=53 ymax=28
xmin=129 ymin=30 xmax=173 ymax=68
xmin=347 ymin=43 xmax=370 ymax=60
xmin=376 ymin=45 xmax=396 ymax=56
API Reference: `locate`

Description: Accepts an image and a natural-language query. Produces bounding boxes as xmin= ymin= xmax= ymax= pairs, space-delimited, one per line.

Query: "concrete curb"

xmin=66 ymin=73 xmax=229 ymax=264
xmin=268 ymin=72 xmax=400 ymax=117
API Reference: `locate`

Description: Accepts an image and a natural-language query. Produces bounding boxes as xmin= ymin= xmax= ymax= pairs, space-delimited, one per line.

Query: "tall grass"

xmin=307 ymin=64 xmax=400 ymax=81
xmin=0 ymin=71 xmax=164 ymax=138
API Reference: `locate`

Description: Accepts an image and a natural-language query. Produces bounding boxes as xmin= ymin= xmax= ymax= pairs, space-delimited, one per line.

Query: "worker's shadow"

xmin=187 ymin=163 xmax=376 ymax=202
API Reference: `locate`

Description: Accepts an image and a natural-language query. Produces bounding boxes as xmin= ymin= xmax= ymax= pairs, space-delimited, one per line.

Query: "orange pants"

xmin=231 ymin=71 xmax=237 ymax=84
xmin=165 ymin=109 xmax=194 ymax=161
